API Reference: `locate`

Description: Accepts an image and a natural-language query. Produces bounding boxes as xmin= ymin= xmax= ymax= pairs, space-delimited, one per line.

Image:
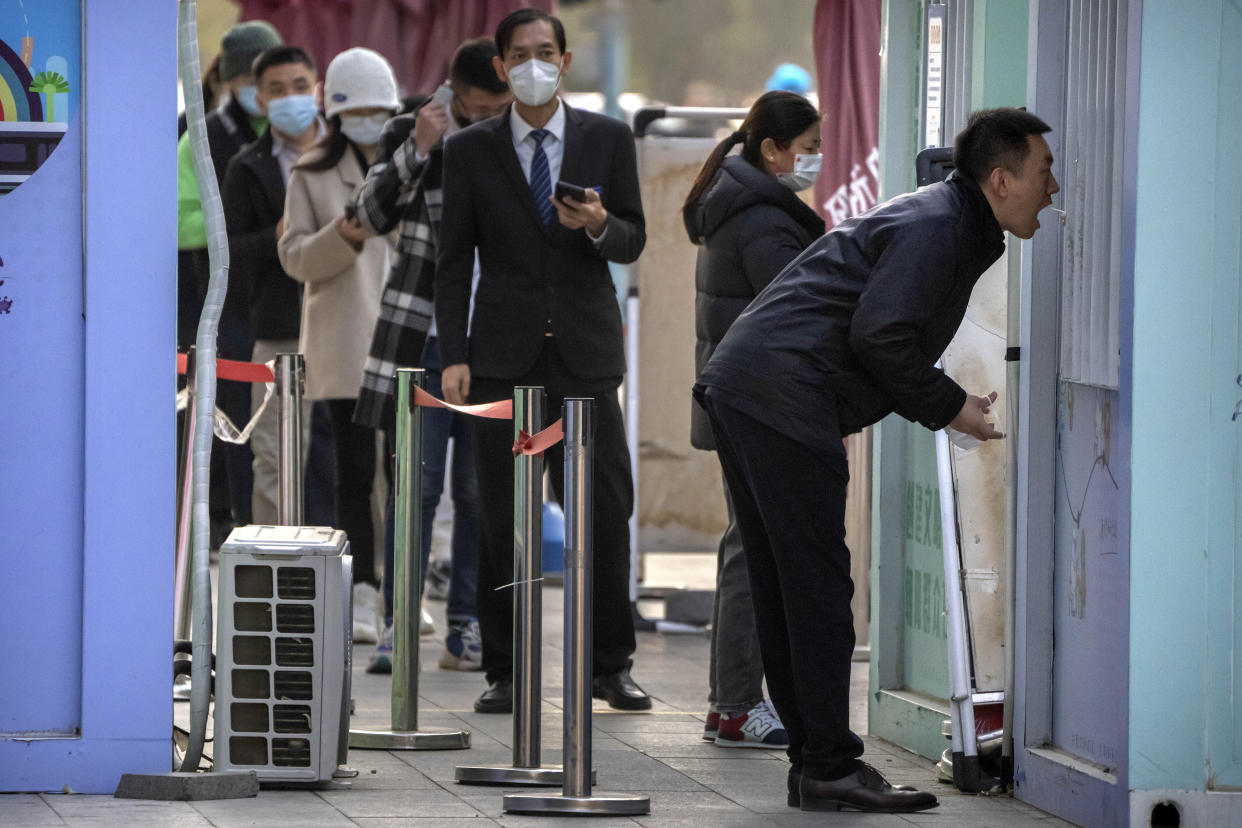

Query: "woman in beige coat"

xmin=278 ymin=47 xmax=397 ymax=647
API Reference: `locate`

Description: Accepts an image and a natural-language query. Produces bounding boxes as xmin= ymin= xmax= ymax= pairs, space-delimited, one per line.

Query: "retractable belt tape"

xmin=175 ymin=352 xmax=276 ymax=445
xmin=408 ymin=386 xmax=563 ymax=457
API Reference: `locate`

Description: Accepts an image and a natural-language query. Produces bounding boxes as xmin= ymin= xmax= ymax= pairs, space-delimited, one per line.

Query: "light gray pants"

xmin=250 ymin=338 xmax=312 ymax=525
xmin=707 ymin=469 xmax=766 ymax=715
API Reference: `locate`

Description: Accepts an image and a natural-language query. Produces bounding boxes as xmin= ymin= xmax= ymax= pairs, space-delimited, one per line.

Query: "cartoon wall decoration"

xmin=0 ymin=0 xmax=79 ymax=197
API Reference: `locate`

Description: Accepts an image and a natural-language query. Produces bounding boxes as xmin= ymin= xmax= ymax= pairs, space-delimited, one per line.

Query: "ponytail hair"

xmin=682 ymin=90 xmax=820 ymax=241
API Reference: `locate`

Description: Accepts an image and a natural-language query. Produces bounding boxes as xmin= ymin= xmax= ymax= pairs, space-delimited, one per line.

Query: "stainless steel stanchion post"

xmin=457 ymin=386 xmax=570 ymax=786
xmin=504 ymin=398 xmax=650 ymax=815
xmin=352 ymin=368 xmax=470 ymax=750
xmin=275 ymin=353 xmax=305 ymax=526
xmin=173 ymin=349 xmax=197 ymax=700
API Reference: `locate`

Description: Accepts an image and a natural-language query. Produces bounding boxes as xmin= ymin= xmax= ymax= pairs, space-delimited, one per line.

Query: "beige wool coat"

xmin=278 ymin=147 xmax=393 ymax=401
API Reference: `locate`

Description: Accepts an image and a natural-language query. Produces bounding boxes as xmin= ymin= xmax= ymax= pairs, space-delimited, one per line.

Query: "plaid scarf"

xmin=351 ymin=113 xmax=442 ymax=430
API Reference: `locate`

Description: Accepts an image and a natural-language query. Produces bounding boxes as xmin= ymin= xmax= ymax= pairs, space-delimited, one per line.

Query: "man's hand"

xmin=553 ymin=188 xmax=608 ymax=236
xmin=275 ymin=216 xmax=285 ymax=240
xmin=441 ymin=363 xmax=471 ymax=405
xmin=949 ymin=391 xmax=1005 ymax=441
xmin=334 ymin=215 xmax=370 ymax=249
xmin=413 ymin=94 xmax=450 ymax=157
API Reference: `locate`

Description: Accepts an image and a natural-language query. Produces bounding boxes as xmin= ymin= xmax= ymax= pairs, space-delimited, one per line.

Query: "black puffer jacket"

xmin=695 ymin=171 xmax=1006 ymax=461
xmin=686 ymin=155 xmax=825 ymax=449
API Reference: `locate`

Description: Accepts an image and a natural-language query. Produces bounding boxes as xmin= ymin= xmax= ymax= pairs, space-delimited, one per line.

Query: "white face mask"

xmin=339 ymin=113 xmax=388 ymax=147
xmin=507 ymin=58 xmax=562 ymax=107
xmin=777 ymin=153 xmax=822 ymax=192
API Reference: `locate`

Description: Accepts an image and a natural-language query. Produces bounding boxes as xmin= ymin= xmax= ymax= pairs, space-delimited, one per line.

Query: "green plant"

xmin=29 ymin=71 xmax=70 ymax=122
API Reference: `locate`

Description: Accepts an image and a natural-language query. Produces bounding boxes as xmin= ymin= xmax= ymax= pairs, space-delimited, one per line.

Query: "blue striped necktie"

xmin=529 ymin=128 xmax=554 ymax=225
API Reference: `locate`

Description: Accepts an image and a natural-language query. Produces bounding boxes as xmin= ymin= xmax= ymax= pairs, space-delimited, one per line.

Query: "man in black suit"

xmin=436 ymin=8 xmax=649 ymax=714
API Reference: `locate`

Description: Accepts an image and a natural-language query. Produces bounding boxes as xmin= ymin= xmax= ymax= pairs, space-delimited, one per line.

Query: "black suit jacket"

xmin=222 ymin=131 xmax=301 ymax=341
xmin=435 ymin=103 xmax=645 ymax=380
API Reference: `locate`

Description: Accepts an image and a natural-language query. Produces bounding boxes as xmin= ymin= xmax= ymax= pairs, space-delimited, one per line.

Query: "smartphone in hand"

xmin=554 ymin=180 xmax=588 ymax=202
xmin=432 ymin=84 xmax=454 ymax=111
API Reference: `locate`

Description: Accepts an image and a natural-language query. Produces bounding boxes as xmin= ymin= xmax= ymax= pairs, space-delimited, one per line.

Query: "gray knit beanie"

xmin=219 ymin=21 xmax=282 ymax=82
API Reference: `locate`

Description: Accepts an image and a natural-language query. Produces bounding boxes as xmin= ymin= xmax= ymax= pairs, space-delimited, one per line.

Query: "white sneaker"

xmin=713 ymin=699 xmax=789 ymax=749
xmin=352 ymin=582 xmax=381 ymax=644
xmin=438 ymin=620 xmax=483 ymax=671
xmin=420 ymin=607 xmax=436 ymax=636
xmin=366 ymin=623 xmax=393 ymax=674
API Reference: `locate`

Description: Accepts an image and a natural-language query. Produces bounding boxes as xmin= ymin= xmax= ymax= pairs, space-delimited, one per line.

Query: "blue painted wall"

xmin=1130 ymin=0 xmax=1242 ymax=793
xmin=0 ymin=0 xmax=176 ymax=792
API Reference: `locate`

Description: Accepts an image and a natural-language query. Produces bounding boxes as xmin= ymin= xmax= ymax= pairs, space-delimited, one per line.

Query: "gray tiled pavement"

xmin=1 ymin=577 xmax=1073 ymax=827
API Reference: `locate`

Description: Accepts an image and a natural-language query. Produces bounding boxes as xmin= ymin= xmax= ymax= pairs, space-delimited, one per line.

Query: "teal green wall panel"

xmin=1130 ymin=0 xmax=1241 ymax=792
xmin=971 ymin=0 xmax=1029 ymax=108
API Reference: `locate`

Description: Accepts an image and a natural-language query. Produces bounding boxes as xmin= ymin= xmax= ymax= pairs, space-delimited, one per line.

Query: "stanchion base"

xmin=503 ymin=791 xmax=650 ymax=816
xmin=349 ymin=728 xmax=471 ymax=751
xmin=173 ymin=674 xmax=192 ymax=701
xmin=454 ymin=764 xmax=577 ymax=787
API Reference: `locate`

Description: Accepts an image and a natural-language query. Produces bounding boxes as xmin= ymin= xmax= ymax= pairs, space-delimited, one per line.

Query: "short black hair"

xmin=953 ymin=108 xmax=1052 ymax=185
xmin=252 ymin=45 xmax=316 ymax=84
xmin=451 ymin=37 xmax=507 ymax=95
xmin=494 ymin=8 xmax=566 ymax=59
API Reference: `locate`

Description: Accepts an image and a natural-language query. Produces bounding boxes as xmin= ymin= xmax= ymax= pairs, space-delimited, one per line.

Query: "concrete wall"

xmin=0 ymin=0 xmax=176 ymax=793
xmin=632 ymin=136 xmax=727 ymax=551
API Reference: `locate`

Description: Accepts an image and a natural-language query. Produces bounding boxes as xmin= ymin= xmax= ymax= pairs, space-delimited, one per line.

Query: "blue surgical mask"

xmin=236 ymin=84 xmax=263 ymax=118
xmin=266 ymin=93 xmax=318 ymax=137
xmin=339 ymin=113 xmax=388 ymax=147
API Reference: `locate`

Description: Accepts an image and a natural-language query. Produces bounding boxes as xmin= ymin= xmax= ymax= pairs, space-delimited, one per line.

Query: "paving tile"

xmin=709 ymin=782 xmax=791 ymax=814
xmin=770 ymin=810 xmax=914 ymax=827
xmin=319 ymin=787 xmax=484 ymax=818
xmin=355 ymin=820 xmax=500 ymax=828
xmin=43 ymin=794 xmax=209 ymax=824
xmin=188 ymin=790 xmax=355 ymax=827
xmin=0 ymin=794 xmax=67 ymax=826
xmin=27 ymin=581 xmax=1076 ymax=827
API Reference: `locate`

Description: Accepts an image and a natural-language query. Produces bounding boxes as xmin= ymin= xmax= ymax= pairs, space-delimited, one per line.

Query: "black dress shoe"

xmin=787 ymin=767 xmax=918 ymax=807
xmin=591 ymin=669 xmax=652 ymax=711
xmin=474 ymin=679 xmax=513 ymax=714
xmin=799 ymin=762 xmax=937 ymax=813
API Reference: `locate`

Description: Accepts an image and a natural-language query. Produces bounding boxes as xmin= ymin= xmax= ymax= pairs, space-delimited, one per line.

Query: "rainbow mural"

xmin=0 ymin=1 xmax=78 ymax=196
xmin=0 ymin=35 xmax=42 ymax=122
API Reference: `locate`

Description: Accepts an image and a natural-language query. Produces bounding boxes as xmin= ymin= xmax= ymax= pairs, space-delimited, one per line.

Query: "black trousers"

xmin=469 ymin=339 xmax=636 ymax=683
xmin=326 ymin=398 xmax=376 ymax=585
xmin=702 ymin=392 xmax=864 ymax=780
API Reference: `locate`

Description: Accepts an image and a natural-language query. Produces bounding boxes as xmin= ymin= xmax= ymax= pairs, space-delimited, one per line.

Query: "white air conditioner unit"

xmin=214 ymin=525 xmax=352 ymax=782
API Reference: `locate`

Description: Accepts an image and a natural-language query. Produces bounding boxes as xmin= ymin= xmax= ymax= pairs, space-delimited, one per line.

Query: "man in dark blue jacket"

xmin=695 ymin=108 xmax=1059 ymax=813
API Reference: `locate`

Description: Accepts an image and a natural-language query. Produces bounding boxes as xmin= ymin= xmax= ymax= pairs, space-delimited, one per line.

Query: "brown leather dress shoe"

xmin=799 ymin=762 xmax=938 ymax=813
xmin=591 ymin=669 xmax=652 ymax=711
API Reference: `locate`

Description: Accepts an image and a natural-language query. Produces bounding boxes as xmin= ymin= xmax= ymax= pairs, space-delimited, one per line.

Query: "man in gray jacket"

xmin=694 ymin=108 xmax=1059 ymax=813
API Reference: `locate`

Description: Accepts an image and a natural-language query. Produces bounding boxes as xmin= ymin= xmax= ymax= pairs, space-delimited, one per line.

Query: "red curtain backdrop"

xmin=812 ymin=0 xmax=882 ymax=230
xmin=237 ymin=0 xmax=556 ymax=97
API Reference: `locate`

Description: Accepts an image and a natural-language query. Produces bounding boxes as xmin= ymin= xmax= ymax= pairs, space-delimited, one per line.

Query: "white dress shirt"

xmin=509 ymin=99 xmax=566 ymax=186
xmin=507 ymin=101 xmax=605 ymax=243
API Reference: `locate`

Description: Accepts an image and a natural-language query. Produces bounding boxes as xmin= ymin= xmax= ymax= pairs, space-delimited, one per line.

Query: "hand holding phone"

xmin=415 ymin=85 xmax=452 ymax=155
xmin=554 ymin=180 xmax=589 ymax=203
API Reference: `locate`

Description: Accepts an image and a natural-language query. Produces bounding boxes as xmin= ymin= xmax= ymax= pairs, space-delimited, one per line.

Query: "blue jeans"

xmin=383 ymin=337 xmax=479 ymax=624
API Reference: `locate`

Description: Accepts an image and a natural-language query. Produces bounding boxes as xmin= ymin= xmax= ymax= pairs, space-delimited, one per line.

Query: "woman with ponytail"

xmin=277 ymin=47 xmax=399 ymax=660
xmin=684 ymin=90 xmax=825 ymax=750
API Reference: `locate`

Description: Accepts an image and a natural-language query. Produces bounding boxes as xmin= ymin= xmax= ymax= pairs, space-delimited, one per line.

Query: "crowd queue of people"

xmin=179 ymin=6 xmax=1058 ymax=814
